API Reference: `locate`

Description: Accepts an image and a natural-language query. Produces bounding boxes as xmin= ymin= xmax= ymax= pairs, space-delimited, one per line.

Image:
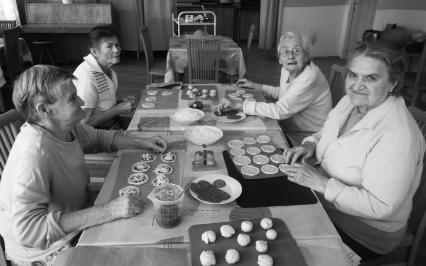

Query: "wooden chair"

xmin=407 ymin=41 xmax=426 ymax=107
xmin=0 ymin=109 xmax=24 ymax=176
xmin=328 ymin=64 xmax=346 ymax=107
xmin=3 ymin=26 xmax=24 ymax=84
xmin=0 ymin=20 xmax=16 ymax=36
xmin=139 ymin=26 xmax=166 ymax=84
xmin=0 ymin=236 xmax=9 ymax=266
xmin=0 ymin=110 xmax=24 ymax=266
xmin=186 ymin=35 xmax=220 ymax=83
xmin=361 ymin=105 xmax=426 ymax=266
xmin=245 ymin=24 xmax=256 ymax=64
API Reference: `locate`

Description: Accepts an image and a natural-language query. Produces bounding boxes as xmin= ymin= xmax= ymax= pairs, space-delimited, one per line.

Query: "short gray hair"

xmin=277 ymin=32 xmax=311 ymax=58
xmin=13 ymin=65 xmax=75 ymax=123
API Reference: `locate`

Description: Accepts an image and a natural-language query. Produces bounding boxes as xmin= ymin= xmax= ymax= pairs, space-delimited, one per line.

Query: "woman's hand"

xmin=236 ymin=78 xmax=262 ymax=90
xmin=114 ymin=102 xmax=132 ymax=114
xmin=283 ymin=141 xmax=316 ymax=164
xmin=284 ymin=163 xmax=329 ymax=194
xmin=105 ymin=194 xmax=144 ymax=219
xmin=142 ymin=136 xmax=168 ymax=153
xmin=217 ymin=99 xmax=242 ymax=114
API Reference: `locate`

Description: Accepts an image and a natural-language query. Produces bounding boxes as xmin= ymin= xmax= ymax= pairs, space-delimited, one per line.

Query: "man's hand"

xmin=141 ymin=136 xmax=168 ymax=153
xmin=104 ymin=194 xmax=144 ymax=219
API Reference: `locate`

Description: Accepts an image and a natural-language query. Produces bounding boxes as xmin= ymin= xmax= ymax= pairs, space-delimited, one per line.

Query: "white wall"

xmin=373 ymin=10 xmax=426 ymax=32
xmin=280 ymin=5 xmax=349 ymax=57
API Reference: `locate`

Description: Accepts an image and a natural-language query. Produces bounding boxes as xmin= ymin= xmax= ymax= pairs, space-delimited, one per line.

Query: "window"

xmin=0 ymin=0 xmax=18 ymax=21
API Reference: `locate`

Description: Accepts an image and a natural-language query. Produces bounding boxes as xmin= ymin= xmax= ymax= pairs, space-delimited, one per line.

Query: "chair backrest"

xmin=186 ymin=35 xmax=220 ymax=83
xmin=0 ymin=109 xmax=24 ymax=176
xmin=410 ymin=41 xmax=426 ymax=106
xmin=245 ymin=24 xmax=256 ymax=62
xmin=3 ymin=26 xmax=24 ymax=83
xmin=328 ymin=64 xmax=346 ymax=107
xmin=0 ymin=20 xmax=16 ymax=37
xmin=407 ymin=106 xmax=426 ymax=266
xmin=139 ymin=26 xmax=154 ymax=73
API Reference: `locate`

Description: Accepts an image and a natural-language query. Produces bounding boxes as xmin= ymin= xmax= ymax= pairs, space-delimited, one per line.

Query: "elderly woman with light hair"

xmin=283 ymin=42 xmax=425 ymax=260
xmin=0 ymin=65 xmax=167 ymax=265
xmin=219 ymin=32 xmax=332 ymax=145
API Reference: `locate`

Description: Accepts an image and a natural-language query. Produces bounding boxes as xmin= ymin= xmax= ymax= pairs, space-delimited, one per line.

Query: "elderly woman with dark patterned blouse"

xmin=73 ymin=25 xmax=132 ymax=129
xmin=0 ymin=65 xmax=167 ymax=265
xmin=283 ymin=42 xmax=425 ymax=260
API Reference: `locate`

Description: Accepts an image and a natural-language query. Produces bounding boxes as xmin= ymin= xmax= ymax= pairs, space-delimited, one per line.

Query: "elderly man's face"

xmin=92 ymin=36 xmax=121 ymax=69
xmin=345 ymin=55 xmax=395 ymax=111
xmin=278 ymin=39 xmax=307 ymax=73
xmin=48 ymin=79 xmax=85 ymax=127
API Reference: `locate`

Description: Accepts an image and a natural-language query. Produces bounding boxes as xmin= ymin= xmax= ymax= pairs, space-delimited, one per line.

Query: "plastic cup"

xmin=147 ymin=184 xmax=184 ymax=228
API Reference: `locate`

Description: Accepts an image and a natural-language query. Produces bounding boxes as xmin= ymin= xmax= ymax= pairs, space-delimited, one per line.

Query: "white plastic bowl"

xmin=184 ymin=126 xmax=223 ymax=146
xmin=170 ymin=108 xmax=205 ymax=125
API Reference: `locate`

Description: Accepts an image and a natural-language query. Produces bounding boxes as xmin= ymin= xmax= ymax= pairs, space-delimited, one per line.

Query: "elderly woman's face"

xmin=345 ymin=55 xmax=395 ymax=110
xmin=278 ymin=39 xmax=307 ymax=73
xmin=92 ymin=36 xmax=121 ymax=68
xmin=48 ymin=79 xmax=85 ymax=127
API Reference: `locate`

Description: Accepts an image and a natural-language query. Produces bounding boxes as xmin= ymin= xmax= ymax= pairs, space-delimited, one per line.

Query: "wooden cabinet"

xmin=213 ymin=7 xmax=234 ymax=38
xmin=22 ymin=3 xmax=112 ymax=64
xmin=236 ymin=7 xmax=259 ymax=42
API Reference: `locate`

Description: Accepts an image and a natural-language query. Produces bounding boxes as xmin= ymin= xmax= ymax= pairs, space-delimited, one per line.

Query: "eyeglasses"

xmin=279 ymin=48 xmax=303 ymax=57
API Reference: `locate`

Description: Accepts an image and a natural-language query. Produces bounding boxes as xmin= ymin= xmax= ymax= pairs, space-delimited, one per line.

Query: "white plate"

xmin=184 ymin=126 xmax=223 ymax=146
xmin=189 ymin=174 xmax=242 ymax=205
xmin=215 ymin=111 xmax=246 ymax=123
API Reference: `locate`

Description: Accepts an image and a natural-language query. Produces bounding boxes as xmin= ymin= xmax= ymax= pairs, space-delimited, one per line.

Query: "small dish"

xmin=189 ymin=174 xmax=242 ymax=205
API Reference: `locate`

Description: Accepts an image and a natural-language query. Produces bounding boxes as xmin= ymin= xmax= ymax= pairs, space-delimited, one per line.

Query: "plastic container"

xmin=147 ymin=184 xmax=184 ymax=228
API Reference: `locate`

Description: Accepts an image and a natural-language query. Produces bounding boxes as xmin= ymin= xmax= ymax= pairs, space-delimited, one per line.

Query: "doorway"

xmin=343 ymin=0 xmax=377 ymax=58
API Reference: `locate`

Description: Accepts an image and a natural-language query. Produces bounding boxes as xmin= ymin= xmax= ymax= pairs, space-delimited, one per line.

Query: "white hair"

xmin=277 ymin=32 xmax=311 ymax=58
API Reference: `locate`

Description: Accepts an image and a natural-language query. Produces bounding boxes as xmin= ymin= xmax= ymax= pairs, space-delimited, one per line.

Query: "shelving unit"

xmin=172 ymin=11 xmax=216 ymax=37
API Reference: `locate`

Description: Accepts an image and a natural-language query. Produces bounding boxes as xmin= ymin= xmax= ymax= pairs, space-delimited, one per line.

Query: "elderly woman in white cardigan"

xmin=283 ymin=42 xmax=425 ymax=261
xmin=219 ymin=32 xmax=332 ymax=146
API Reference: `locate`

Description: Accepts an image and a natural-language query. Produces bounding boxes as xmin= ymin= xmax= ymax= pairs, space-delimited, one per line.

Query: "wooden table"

xmin=76 ymin=82 xmax=352 ymax=265
xmin=164 ymin=36 xmax=246 ymax=83
xmin=53 ymin=246 xmax=187 ymax=266
xmin=127 ymin=84 xmax=280 ymax=132
xmin=77 ymin=136 xmax=351 ymax=265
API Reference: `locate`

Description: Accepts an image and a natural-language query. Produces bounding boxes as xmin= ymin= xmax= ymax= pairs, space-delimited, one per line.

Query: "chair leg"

xmin=39 ymin=48 xmax=44 ymax=64
xmin=46 ymin=49 xmax=55 ymax=66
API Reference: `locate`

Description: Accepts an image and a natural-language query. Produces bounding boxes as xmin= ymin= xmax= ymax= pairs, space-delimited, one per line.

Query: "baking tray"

xmin=189 ymin=218 xmax=307 ymax=266
xmin=225 ymin=135 xmax=284 ymax=180
xmin=109 ymin=150 xmax=182 ymax=201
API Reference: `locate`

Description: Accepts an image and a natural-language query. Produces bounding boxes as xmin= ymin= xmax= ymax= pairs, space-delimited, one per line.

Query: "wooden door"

xmin=343 ymin=0 xmax=377 ymax=58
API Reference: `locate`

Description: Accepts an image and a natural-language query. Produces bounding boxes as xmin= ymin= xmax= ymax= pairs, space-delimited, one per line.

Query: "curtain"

xmin=258 ymin=0 xmax=285 ymax=50
xmin=137 ymin=0 xmax=176 ymax=51
xmin=0 ymin=0 xmax=20 ymax=25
